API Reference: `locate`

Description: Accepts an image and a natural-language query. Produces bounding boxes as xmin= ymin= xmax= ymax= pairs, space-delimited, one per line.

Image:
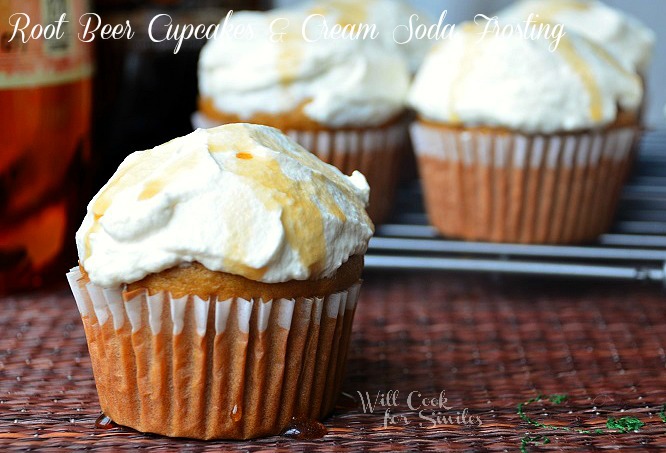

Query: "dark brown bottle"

xmin=91 ymin=0 xmax=271 ymax=187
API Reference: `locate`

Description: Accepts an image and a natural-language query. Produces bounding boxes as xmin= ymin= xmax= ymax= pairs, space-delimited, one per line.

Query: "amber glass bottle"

xmin=0 ymin=0 xmax=93 ymax=294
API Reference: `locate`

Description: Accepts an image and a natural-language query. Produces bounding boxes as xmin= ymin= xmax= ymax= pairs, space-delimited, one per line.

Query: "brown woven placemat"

xmin=1 ymin=272 xmax=666 ymax=451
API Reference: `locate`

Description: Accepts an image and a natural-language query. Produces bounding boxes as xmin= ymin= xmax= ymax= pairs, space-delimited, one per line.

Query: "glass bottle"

xmin=0 ymin=0 xmax=93 ymax=294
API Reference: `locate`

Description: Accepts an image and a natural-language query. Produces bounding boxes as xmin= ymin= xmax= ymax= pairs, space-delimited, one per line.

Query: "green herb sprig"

xmin=606 ymin=416 xmax=644 ymax=433
xmin=520 ymin=434 xmax=550 ymax=453
xmin=517 ymin=394 xmax=660 ymax=452
xmin=518 ymin=394 xmax=600 ymax=435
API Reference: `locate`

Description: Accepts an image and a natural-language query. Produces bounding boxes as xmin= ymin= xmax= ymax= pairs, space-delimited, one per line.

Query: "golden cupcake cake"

xmin=408 ymin=23 xmax=643 ymax=244
xmin=194 ymin=6 xmax=410 ymax=223
xmin=67 ymin=123 xmax=374 ymax=439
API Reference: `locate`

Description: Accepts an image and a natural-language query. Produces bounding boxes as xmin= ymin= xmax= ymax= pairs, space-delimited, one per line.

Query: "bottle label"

xmin=0 ymin=0 xmax=93 ymax=88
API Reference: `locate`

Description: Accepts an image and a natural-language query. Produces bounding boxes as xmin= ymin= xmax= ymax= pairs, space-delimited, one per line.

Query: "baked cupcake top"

xmin=198 ymin=8 xmax=410 ymax=128
xmin=76 ymin=124 xmax=374 ymax=288
xmin=498 ymin=0 xmax=655 ymax=74
xmin=302 ymin=0 xmax=435 ymax=73
xmin=408 ymin=23 xmax=643 ymax=134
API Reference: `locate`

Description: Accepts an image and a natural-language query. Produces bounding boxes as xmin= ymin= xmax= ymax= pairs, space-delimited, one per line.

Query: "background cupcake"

xmin=409 ymin=23 xmax=643 ymax=244
xmin=195 ymin=7 xmax=410 ymax=223
xmin=67 ymin=123 xmax=374 ymax=439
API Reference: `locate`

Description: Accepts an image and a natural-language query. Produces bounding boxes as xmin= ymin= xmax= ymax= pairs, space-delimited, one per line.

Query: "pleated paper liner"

xmin=192 ymin=112 xmax=407 ymax=224
xmin=410 ymin=122 xmax=640 ymax=244
xmin=66 ymin=268 xmax=361 ymax=440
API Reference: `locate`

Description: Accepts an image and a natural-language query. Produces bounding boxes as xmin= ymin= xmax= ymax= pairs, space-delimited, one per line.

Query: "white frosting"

xmin=499 ymin=0 xmax=655 ymax=73
xmin=76 ymin=124 xmax=373 ymax=288
xmin=408 ymin=23 xmax=643 ymax=133
xmin=302 ymin=0 xmax=435 ymax=73
xmin=198 ymin=8 xmax=410 ymax=128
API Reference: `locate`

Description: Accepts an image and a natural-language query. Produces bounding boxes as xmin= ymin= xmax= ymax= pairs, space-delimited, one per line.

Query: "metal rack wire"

xmin=366 ymin=131 xmax=666 ymax=284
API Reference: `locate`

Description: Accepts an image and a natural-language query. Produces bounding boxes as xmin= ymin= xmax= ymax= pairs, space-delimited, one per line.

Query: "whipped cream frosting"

xmin=76 ymin=124 xmax=374 ymax=288
xmin=408 ymin=23 xmax=643 ymax=133
xmin=499 ymin=0 xmax=655 ymax=73
xmin=198 ymin=8 xmax=410 ymax=128
xmin=302 ymin=0 xmax=435 ymax=73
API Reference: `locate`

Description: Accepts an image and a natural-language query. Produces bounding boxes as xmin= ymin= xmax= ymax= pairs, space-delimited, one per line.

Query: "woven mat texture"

xmin=1 ymin=272 xmax=666 ymax=451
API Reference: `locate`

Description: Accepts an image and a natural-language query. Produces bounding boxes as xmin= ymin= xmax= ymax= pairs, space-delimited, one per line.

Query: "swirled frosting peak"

xmin=76 ymin=124 xmax=374 ymax=287
xmin=499 ymin=0 xmax=655 ymax=73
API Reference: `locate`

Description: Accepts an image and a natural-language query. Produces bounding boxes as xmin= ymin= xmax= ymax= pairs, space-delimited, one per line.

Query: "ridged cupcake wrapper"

xmin=192 ymin=111 xmax=408 ymax=224
xmin=287 ymin=125 xmax=406 ymax=224
xmin=66 ymin=268 xmax=361 ymax=440
xmin=410 ymin=122 xmax=640 ymax=244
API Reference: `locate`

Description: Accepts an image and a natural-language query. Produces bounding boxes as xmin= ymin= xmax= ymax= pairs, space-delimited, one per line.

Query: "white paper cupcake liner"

xmin=67 ymin=267 xmax=361 ymax=440
xmin=410 ymin=122 xmax=639 ymax=244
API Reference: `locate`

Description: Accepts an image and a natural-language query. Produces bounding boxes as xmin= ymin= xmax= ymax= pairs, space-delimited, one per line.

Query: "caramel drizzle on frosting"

xmin=138 ymin=152 xmax=202 ymax=201
xmin=312 ymin=0 xmax=372 ymax=27
xmin=585 ymin=38 xmax=640 ymax=81
xmin=454 ymin=20 xmax=605 ymax=124
xmin=208 ymin=127 xmax=358 ymax=279
xmin=277 ymin=22 xmax=303 ymax=84
xmin=448 ymin=23 xmax=479 ymax=124
xmin=84 ymin=217 xmax=101 ymax=260
xmin=277 ymin=1 xmax=373 ymax=84
xmin=84 ymin=142 xmax=204 ymax=260
xmin=528 ymin=2 xmax=604 ymax=122
xmin=84 ymin=153 xmax=154 ymax=259
xmin=450 ymin=7 xmax=610 ymax=126
xmin=537 ymin=0 xmax=592 ymax=18
xmin=555 ymin=36 xmax=602 ymax=122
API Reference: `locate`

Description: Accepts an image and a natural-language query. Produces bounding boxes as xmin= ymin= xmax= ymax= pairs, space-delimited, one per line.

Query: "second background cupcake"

xmin=194 ymin=2 xmax=418 ymax=223
xmin=408 ymin=21 xmax=643 ymax=244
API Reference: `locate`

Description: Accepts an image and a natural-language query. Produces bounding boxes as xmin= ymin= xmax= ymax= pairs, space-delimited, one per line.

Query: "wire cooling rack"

xmin=366 ymin=131 xmax=666 ymax=284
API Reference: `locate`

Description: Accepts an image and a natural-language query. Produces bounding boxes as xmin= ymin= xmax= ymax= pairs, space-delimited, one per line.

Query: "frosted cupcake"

xmin=408 ymin=23 xmax=643 ymax=244
xmin=195 ymin=8 xmax=410 ymax=223
xmin=66 ymin=123 xmax=374 ymax=439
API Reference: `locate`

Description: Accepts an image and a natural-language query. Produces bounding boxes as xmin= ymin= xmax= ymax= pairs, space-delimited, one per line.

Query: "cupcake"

xmin=195 ymin=8 xmax=410 ymax=223
xmin=498 ymin=0 xmax=655 ymax=74
xmin=408 ymin=23 xmax=643 ymax=244
xmin=66 ymin=123 xmax=374 ymax=439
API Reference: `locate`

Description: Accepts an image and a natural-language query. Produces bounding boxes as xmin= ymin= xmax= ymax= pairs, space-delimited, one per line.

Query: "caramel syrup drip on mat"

xmin=281 ymin=417 xmax=327 ymax=440
xmin=95 ymin=414 xmax=118 ymax=430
